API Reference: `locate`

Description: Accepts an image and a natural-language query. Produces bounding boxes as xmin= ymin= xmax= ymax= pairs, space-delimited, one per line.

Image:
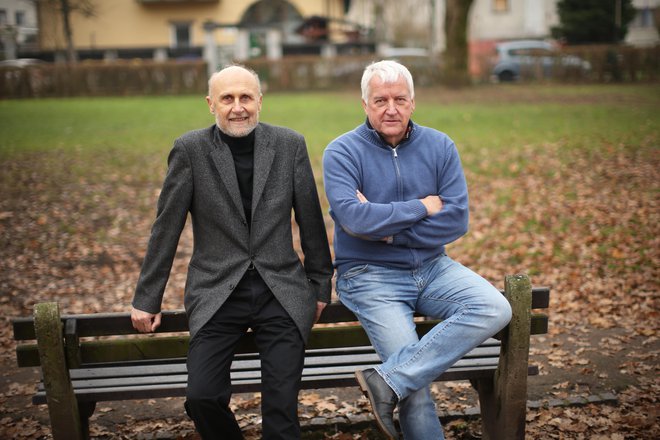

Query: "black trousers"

xmin=185 ymin=269 xmax=305 ymax=440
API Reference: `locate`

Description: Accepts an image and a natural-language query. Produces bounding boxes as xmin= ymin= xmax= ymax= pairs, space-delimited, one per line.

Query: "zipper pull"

xmin=392 ymin=147 xmax=398 ymax=158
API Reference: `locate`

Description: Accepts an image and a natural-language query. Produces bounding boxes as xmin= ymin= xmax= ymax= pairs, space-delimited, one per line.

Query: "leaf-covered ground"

xmin=0 ymin=86 xmax=658 ymax=438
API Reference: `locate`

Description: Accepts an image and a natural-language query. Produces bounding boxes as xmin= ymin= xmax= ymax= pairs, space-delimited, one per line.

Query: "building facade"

xmin=627 ymin=0 xmax=660 ymax=47
xmin=36 ymin=0 xmax=357 ymax=63
xmin=0 ymin=0 xmax=38 ymax=60
xmin=12 ymin=0 xmax=659 ymax=79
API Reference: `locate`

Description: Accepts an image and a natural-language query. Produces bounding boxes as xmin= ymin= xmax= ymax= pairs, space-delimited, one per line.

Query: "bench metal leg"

xmin=79 ymin=401 xmax=96 ymax=440
xmin=472 ymin=275 xmax=532 ymax=440
xmin=34 ymin=302 xmax=85 ymax=440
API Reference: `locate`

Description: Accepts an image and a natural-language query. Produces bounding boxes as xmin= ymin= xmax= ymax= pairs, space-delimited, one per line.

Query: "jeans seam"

xmin=384 ymin=300 xmax=471 ymax=399
xmin=376 ymin=366 xmax=403 ymax=399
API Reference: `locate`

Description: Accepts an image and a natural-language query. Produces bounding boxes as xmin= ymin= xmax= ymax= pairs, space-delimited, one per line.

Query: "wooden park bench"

xmin=12 ymin=274 xmax=549 ymax=440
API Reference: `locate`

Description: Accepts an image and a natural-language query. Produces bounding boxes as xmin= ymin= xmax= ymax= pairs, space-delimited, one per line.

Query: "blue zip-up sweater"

xmin=323 ymin=120 xmax=469 ymax=276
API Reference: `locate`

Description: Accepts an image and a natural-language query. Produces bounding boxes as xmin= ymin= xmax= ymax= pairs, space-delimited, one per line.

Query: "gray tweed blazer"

xmin=133 ymin=123 xmax=333 ymax=342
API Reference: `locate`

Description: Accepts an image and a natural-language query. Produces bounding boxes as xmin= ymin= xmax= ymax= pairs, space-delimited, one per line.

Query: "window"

xmin=15 ymin=10 xmax=25 ymax=26
xmin=641 ymin=8 xmax=654 ymax=27
xmin=172 ymin=22 xmax=191 ymax=48
xmin=493 ymin=0 xmax=509 ymax=12
xmin=631 ymin=7 xmax=656 ymax=28
xmin=511 ymin=48 xmax=553 ymax=57
xmin=0 ymin=10 xmax=7 ymax=25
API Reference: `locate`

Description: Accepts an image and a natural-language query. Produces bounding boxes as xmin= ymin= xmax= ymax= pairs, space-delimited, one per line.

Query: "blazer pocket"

xmin=188 ymin=261 xmax=217 ymax=275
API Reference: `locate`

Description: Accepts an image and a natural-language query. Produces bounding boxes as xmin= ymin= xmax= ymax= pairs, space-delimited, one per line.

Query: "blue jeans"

xmin=336 ymin=254 xmax=512 ymax=439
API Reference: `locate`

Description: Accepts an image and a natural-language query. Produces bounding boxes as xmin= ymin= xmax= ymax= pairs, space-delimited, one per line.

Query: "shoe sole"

xmin=355 ymin=370 xmax=397 ymax=440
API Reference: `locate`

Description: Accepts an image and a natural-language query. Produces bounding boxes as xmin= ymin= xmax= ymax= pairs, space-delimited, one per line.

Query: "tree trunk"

xmin=60 ymin=0 xmax=78 ymax=63
xmin=444 ymin=0 xmax=474 ymax=86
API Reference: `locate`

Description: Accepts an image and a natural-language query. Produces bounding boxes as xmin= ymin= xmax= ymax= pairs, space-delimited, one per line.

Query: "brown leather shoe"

xmin=355 ymin=368 xmax=399 ymax=439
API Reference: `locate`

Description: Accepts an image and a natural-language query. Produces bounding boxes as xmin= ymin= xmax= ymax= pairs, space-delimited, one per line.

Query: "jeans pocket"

xmin=336 ymin=264 xmax=368 ymax=299
xmin=341 ymin=264 xmax=369 ymax=279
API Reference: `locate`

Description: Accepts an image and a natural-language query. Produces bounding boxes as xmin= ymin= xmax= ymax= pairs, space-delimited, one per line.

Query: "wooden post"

xmin=64 ymin=318 xmax=82 ymax=368
xmin=34 ymin=302 xmax=84 ymax=440
xmin=476 ymin=274 xmax=532 ymax=440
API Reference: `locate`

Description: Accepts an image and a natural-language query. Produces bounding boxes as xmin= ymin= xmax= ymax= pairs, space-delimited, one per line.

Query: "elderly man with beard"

xmin=130 ymin=65 xmax=333 ymax=439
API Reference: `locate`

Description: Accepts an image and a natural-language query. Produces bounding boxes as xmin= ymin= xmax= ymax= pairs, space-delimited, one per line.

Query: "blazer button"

xmin=229 ymin=284 xmax=235 ymax=290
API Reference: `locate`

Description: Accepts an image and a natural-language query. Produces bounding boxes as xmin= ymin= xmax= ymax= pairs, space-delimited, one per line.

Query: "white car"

xmin=0 ymin=58 xmax=46 ymax=68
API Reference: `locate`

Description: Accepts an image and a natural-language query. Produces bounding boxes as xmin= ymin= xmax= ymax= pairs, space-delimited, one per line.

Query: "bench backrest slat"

xmin=13 ymin=285 xmax=550 ymax=368
xmin=12 ymin=287 xmax=550 ymax=341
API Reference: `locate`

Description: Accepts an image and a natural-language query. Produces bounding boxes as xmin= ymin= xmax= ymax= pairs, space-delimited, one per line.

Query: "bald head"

xmin=208 ymin=65 xmax=261 ymax=97
xmin=206 ymin=65 xmax=263 ymax=137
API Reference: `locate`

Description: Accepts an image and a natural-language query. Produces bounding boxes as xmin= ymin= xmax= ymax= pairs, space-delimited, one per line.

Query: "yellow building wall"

xmin=38 ymin=0 xmax=345 ymax=51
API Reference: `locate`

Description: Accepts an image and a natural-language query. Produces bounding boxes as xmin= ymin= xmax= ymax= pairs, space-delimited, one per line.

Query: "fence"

xmin=245 ymin=55 xmax=442 ymax=92
xmin=472 ymin=43 xmax=659 ymax=83
xmin=0 ymin=60 xmax=208 ymax=99
xmin=0 ymin=55 xmax=440 ymax=99
xmin=1 ymin=45 xmax=657 ymax=98
xmin=563 ymin=44 xmax=659 ymax=83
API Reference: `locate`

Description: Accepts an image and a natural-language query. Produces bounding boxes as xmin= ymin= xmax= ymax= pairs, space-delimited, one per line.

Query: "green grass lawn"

xmin=1 ymin=84 xmax=657 ymax=161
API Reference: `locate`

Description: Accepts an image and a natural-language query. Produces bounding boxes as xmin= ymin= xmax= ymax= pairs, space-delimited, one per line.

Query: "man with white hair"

xmin=323 ymin=60 xmax=512 ymax=439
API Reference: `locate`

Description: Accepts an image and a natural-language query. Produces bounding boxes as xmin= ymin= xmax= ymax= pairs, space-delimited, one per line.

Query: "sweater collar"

xmin=364 ymin=118 xmax=415 ymax=148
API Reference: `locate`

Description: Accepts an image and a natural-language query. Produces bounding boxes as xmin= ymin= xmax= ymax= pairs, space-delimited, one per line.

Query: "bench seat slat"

xmin=66 ymin=342 xmax=503 ymax=382
xmin=36 ymin=360 xmax=532 ymax=405
xmin=37 ymin=348 xmax=512 ymax=404
xmin=64 ymin=354 xmax=503 ymax=391
xmin=61 ymin=356 xmax=502 ymax=392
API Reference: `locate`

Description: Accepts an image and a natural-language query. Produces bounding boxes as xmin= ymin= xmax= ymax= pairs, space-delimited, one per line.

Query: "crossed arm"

xmin=323 ymin=144 xmax=469 ymax=248
xmin=357 ymin=189 xmax=442 ymax=216
xmin=355 ymin=190 xmax=443 ymax=242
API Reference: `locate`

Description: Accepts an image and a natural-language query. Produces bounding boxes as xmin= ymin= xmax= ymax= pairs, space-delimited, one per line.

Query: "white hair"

xmin=360 ymin=60 xmax=415 ymax=102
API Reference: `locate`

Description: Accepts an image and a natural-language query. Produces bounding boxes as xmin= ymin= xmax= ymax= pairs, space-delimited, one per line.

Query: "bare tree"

xmin=40 ymin=0 xmax=96 ymax=63
xmin=444 ymin=0 xmax=474 ymax=85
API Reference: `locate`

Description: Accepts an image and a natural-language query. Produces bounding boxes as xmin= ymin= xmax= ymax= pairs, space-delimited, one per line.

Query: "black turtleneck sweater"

xmin=218 ymin=128 xmax=255 ymax=227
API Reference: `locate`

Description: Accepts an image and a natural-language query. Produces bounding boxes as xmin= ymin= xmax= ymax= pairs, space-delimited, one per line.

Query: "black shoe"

xmin=355 ymin=368 xmax=399 ymax=439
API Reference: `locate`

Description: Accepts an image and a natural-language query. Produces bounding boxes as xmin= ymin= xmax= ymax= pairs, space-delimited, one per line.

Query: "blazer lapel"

xmin=252 ymin=124 xmax=275 ymax=213
xmin=209 ymin=133 xmax=246 ymax=220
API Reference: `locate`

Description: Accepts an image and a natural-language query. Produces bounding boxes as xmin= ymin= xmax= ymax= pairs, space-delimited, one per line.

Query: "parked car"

xmin=491 ymin=40 xmax=591 ymax=82
xmin=0 ymin=58 xmax=46 ymax=68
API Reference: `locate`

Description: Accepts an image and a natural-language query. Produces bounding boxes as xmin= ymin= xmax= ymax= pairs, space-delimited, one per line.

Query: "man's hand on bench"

xmin=131 ymin=307 xmax=162 ymax=333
